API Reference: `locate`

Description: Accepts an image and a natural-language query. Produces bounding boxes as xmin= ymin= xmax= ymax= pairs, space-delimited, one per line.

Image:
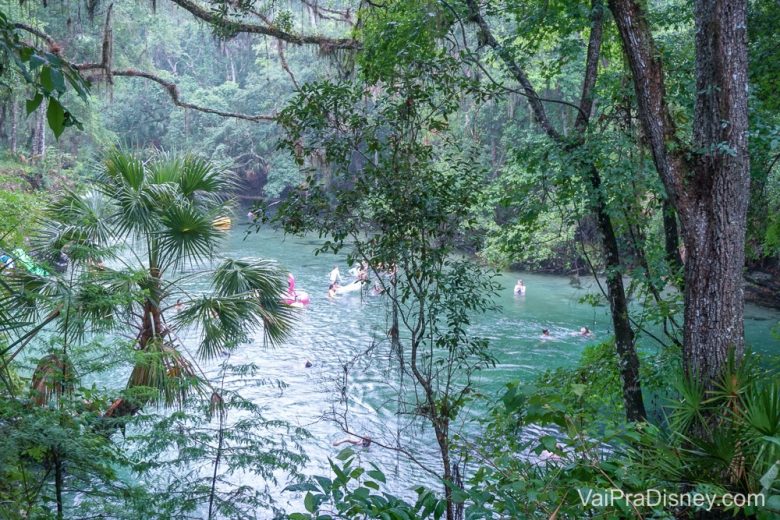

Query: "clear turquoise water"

xmin=195 ymin=226 xmax=780 ymax=509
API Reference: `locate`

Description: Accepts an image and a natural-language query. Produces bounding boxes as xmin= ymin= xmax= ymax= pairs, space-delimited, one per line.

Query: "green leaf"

xmin=336 ymin=447 xmax=355 ymax=461
xmin=46 ymin=97 xmax=65 ymax=139
xmin=304 ymin=491 xmax=315 ymax=513
xmin=285 ymin=482 xmax=319 ymax=492
xmin=367 ymin=469 xmax=386 ymax=483
xmin=40 ymin=66 xmax=53 ymax=92
xmin=314 ymin=475 xmax=332 ymax=494
xmin=28 ymin=53 xmax=44 ymax=69
xmin=26 ymin=93 xmax=43 ymax=114
xmin=760 ymin=461 xmax=779 ymax=492
xmin=49 ymin=67 xmax=66 ymax=93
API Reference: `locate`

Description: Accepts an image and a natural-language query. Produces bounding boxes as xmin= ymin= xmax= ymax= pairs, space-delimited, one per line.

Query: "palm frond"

xmin=175 ymin=292 xmax=295 ymax=360
xmin=211 ymin=259 xmax=295 ymax=345
xmin=157 ymin=202 xmax=221 ymax=270
xmin=147 ymin=153 xmax=184 ymax=186
xmin=212 ymin=259 xmax=286 ymax=297
xmin=179 ymin=155 xmax=235 ymax=198
xmin=32 ymin=189 xmax=117 ymax=265
xmin=102 ymin=148 xmax=146 ymax=191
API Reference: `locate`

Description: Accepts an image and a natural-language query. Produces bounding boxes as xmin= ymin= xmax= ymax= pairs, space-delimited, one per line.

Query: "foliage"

xmin=0 ymin=8 xmax=89 ymax=137
xmin=270 ymin=31 xmax=499 ymax=517
xmin=287 ymin=449 xmax=446 ymax=519
xmin=0 ymin=150 xmax=305 ymax=517
xmin=463 ymin=349 xmax=780 ymax=518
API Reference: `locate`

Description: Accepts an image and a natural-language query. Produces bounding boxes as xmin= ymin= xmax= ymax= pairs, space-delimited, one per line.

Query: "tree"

xmin=463 ymin=0 xmax=647 ymax=420
xmin=12 ymin=150 xmax=295 ymax=414
xmin=0 ymin=150 xmax=306 ymax=517
xmin=608 ymin=0 xmax=751 ymax=386
xmin=274 ymin=47 xmax=499 ymax=518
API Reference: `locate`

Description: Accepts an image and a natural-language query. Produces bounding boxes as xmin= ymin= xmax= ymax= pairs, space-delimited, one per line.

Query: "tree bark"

xmin=54 ymin=452 xmax=64 ymax=519
xmin=10 ymin=98 xmax=18 ymax=154
xmin=590 ymin=166 xmax=646 ymax=421
xmin=609 ymin=0 xmax=750 ymax=386
xmin=32 ymin=105 xmax=46 ymax=161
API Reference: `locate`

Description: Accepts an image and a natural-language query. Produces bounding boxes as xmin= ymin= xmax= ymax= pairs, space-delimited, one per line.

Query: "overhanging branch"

xmin=168 ymin=0 xmax=360 ymax=51
xmin=14 ymin=16 xmax=277 ymax=123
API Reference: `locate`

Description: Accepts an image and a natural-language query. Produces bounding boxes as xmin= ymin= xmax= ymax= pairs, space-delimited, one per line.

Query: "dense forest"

xmin=0 ymin=0 xmax=779 ymax=518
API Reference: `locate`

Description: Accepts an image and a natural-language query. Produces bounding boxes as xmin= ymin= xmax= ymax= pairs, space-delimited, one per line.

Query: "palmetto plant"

xmin=2 ymin=149 xmax=294 ymax=415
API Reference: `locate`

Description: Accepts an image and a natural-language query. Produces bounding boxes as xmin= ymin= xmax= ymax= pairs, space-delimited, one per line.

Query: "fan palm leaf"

xmin=157 ymin=201 xmax=221 ymax=271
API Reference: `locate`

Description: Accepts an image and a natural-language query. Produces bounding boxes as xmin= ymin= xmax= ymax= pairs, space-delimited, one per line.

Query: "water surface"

xmin=198 ymin=226 xmax=779 ymax=512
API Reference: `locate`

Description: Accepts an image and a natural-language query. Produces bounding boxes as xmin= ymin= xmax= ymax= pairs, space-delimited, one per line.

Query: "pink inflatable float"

xmin=283 ymin=273 xmax=311 ymax=307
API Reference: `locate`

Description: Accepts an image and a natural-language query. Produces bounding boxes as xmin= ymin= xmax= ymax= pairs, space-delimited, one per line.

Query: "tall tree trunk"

xmin=609 ymin=0 xmax=750 ymax=387
xmin=435 ymin=423 xmax=456 ymax=520
xmin=590 ymin=167 xmax=646 ymax=421
xmin=10 ymin=98 xmax=18 ymax=154
xmin=54 ymin=452 xmax=64 ymax=519
xmin=32 ymin=105 xmax=46 ymax=161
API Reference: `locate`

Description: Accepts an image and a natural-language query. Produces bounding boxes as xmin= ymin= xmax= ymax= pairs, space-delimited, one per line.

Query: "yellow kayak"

xmin=213 ymin=216 xmax=232 ymax=230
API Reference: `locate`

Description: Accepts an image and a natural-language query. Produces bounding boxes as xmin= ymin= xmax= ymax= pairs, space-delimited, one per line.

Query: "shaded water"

xmin=182 ymin=226 xmax=779 ymax=512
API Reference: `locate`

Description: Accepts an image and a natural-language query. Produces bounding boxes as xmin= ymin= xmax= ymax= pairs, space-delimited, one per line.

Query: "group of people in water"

xmin=514 ymin=279 xmax=594 ymax=340
xmin=540 ymin=326 xmax=592 ymax=339
xmin=328 ymin=263 xmax=387 ymax=299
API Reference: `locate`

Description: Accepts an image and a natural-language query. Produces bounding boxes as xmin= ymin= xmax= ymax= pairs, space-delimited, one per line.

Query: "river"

xmin=164 ymin=226 xmax=776 ymax=513
xmin=77 ymin=225 xmax=780 ymax=515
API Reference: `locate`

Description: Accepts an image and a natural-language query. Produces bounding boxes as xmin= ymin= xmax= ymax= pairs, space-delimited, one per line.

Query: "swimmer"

xmin=305 ymin=360 xmax=312 ymax=368
xmin=333 ymin=436 xmax=372 ymax=448
xmin=514 ymin=279 xmax=526 ymax=295
xmin=175 ymin=299 xmax=184 ymax=312
xmin=580 ymin=326 xmax=592 ymax=337
xmin=328 ymin=282 xmax=339 ymax=298
xmin=541 ymin=328 xmax=551 ymax=339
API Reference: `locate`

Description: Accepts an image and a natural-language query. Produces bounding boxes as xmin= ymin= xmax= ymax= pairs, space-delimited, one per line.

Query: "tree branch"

xmin=14 ymin=18 xmax=277 ymax=123
xmin=107 ymin=68 xmax=278 ymax=121
xmin=300 ymin=0 xmax=355 ymax=24
xmin=574 ymin=0 xmax=604 ymax=133
xmin=465 ymin=0 xmax=563 ymax=142
xmin=167 ymin=0 xmax=359 ymax=50
xmin=607 ymin=0 xmax=692 ymax=211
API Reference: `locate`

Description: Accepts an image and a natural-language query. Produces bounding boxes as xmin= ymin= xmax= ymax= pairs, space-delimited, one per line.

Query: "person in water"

xmin=333 ymin=436 xmax=372 ymax=448
xmin=541 ymin=329 xmax=551 ymax=338
xmin=514 ymin=279 xmax=526 ymax=295
xmin=580 ymin=326 xmax=592 ymax=337
xmin=328 ymin=282 xmax=339 ymax=298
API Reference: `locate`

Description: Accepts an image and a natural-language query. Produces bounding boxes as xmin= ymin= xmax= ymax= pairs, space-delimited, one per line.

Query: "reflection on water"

xmin=129 ymin=226 xmax=780 ymax=512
